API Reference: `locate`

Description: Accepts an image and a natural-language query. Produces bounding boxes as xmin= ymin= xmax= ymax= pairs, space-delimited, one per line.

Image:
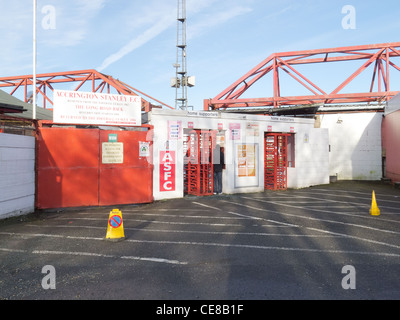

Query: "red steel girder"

xmin=0 ymin=69 xmax=173 ymax=112
xmin=205 ymin=42 xmax=400 ymax=110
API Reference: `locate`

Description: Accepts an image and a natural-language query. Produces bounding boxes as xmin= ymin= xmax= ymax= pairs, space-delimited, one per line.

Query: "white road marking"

xmin=120 ymin=256 xmax=187 ymax=265
xmin=220 ymin=199 xmax=400 ymax=250
xmin=293 ymin=190 xmax=400 ymax=204
xmin=32 ymin=250 xmax=187 ymax=265
xmin=57 ymin=217 xmax=242 ymax=227
xmin=310 ymin=188 xmax=400 ymax=199
xmin=238 ymin=197 xmax=400 ymax=227
xmin=228 ymin=211 xmax=299 ymax=228
xmin=106 ymin=213 xmax=250 ymax=220
xmin=1 ymin=231 xmax=399 ymax=259
xmin=122 ymin=208 xmax=208 ymax=212
xmin=0 ymin=248 xmax=26 ymax=253
xmin=32 ymin=250 xmax=114 ymax=258
xmin=26 ymin=224 xmax=336 ymax=238
xmin=124 ymin=239 xmax=400 ymax=258
xmin=192 ymin=201 xmax=222 ymax=211
xmin=0 ymin=233 xmax=187 ymax=265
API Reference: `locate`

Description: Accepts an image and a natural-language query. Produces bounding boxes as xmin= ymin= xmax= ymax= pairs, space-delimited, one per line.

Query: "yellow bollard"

xmin=105 ymin=209 xmax=125 ymax=241
xmin=369 ymin=191 xmax=381 ymax=216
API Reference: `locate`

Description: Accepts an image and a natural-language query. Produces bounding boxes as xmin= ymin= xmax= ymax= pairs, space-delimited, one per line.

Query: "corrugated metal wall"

xmin=0 ymin=133 xmax=35 ymax=218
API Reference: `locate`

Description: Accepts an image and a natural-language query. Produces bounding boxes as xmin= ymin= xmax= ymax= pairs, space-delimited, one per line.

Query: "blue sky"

xmin=1 ymin=0 xmax=400 ymax=110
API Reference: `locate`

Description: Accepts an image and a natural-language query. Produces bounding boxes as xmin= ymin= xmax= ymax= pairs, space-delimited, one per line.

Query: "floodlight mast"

xmin=174 ymin=0 xmax=188 ymax=110
xmin=32 ymin=0 xmax=37 ymax=119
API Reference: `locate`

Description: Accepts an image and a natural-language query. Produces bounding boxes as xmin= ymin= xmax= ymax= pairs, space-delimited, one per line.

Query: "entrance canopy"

xmin=0 ymin=90 xmax=25 ymax=114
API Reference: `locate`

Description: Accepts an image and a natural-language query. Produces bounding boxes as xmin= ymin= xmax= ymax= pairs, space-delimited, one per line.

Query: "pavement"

xmin=1 ymin=180 xmax=400 ymax=301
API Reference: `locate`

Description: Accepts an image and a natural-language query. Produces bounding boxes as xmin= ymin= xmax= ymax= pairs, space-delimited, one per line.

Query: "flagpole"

xmin=33 ymin=0 xmax=37 ymax=120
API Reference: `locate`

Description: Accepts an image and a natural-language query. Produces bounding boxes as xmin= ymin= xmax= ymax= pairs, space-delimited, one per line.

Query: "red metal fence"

xmin=265 ymin=133 xmax=290 ymax=191
xmin=184 ymin=130 xmax=216 ymax=196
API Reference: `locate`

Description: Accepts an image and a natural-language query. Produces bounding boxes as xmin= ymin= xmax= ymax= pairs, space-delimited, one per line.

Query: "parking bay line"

xmin=78 ymin=212 xmax=251 ymax=220
xmin=310 ymin=188 xmax=400 ymax=200
xmin=292 ymin=190 xmax=400 ymax=205
xmin=237 ymin=197 xmax=400 ymax=228
xmin=255 ymin=192 xmax=400 ymax=212
xmin=0 ymin=233 xmax=187 ymax=265
xmin=123 ymin=208 xmax=210 ymax=212
xmin=57 ymin=217 xmax=243 ymax=227
xmin=249 ymin=196 xmax=400 ymax=212
xmin=221 ymin=199 xmax=400 ymax=250
xmin=26 ymin=224 xmax=337 ymax=238
xmin=1 ymin=232 xmax=399 ymax=259
xmin=192 ymin=201 xmax=222 ymax=211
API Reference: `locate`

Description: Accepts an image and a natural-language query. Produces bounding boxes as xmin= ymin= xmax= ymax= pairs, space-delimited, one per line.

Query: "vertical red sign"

xmin=160 ymin=151 xmax=176 ymax=192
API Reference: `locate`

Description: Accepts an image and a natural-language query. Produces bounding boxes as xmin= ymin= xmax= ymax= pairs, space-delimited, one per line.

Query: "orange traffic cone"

xmin=370 ymin=191 xmax=380 ymax=216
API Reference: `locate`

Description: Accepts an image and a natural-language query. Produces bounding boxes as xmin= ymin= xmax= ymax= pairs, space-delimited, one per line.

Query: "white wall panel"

xmin=320 ymin=113 xmax=382 ymax=180
xmin=0 ymin=133 xmax=35 ymax=219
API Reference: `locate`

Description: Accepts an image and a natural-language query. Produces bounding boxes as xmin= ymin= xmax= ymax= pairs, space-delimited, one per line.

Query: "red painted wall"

xmin=37 ymin=127 xmax=153 ymax=209
xmin=382 ymin=110 xmax=400 ymax=182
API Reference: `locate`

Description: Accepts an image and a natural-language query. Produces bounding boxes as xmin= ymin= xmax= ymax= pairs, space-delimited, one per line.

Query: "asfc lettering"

xmin=160 ymin=151 xmax=176 ymax=192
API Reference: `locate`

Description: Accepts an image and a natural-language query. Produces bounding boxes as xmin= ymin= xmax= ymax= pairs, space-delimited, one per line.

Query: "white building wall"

xmin=288 ymin=128 xmax=330 ymax=189
xmin=0 ymin=133 xmax=35 ymax=219
xmin=320 ymin=112 xmax=382 ymax=180
xmin=150 ymin=110 xmax=330 ymax=200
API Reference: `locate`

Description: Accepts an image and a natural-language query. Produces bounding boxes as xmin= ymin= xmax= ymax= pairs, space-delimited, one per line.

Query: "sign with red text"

xmin=160 ymin=151 xmax=176 ymax=192
xmin=53 ymin=90 xmax=142 ymax=126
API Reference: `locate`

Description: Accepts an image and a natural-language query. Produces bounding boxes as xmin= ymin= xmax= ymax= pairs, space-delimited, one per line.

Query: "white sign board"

xmin=139 ymin=142 xmax=150 ymax=157
xmin=53 ymin=90 xmax=142 ymax=126
xmin=102 ymin=143 xmax=124 ymax=164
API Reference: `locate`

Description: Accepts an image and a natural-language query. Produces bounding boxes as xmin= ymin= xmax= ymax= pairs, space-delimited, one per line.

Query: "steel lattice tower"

xmin=174 ymin=0 xmax=188 ymax=110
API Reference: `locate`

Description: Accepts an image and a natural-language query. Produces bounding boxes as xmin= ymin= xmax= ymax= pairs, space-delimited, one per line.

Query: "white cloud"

xmin=97 ymin=0 xmax=252 ymax=72
xmin=188 ymin=6 xmax=253 ymax=40
xmin=97 ymin=14 xmax=176 ymax=71
xmin=97 ymin=2 xmax=177 ymax=72
xmin=187 ymin=0 xmax=218 ymax=14
xmin=39 ymin=0 xmax=107 ymax=47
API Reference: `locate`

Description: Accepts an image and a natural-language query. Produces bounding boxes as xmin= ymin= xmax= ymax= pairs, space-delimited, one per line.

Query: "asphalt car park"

xmin=0 ymin=181 xmax=400 ymax=301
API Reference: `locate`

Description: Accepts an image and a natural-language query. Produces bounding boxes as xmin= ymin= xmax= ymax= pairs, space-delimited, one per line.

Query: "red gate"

xmin=184 ymin=130 xmax=215 ymax=196
xmin=36 ymin=125 xmax=153 ymax=209
xmin=265 ymin=133 xmax=290 ymax=191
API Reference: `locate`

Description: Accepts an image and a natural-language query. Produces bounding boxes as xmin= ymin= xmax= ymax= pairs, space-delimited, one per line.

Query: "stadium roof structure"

xmin=205 ymin=42 xmax=400 ymax=111
xmin=0 ymin=69 xmax=173 ymax=112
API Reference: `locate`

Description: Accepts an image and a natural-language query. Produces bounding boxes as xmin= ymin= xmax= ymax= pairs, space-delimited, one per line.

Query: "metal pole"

xmin=33 ymin=0 xmax=37 ymax=120
xmin=175 ymin=0 xmax=188 ymax=110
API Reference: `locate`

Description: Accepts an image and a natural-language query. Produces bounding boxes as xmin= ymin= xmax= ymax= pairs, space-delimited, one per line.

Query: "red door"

xmin=265 ymin=133 xmax=289 ymax=191
xmin=36 ymin=126 xmax=153 ymax=209
xmin=37 ymin=127 xmax=100 ymax=209
xmin=99 ymin=130 xmax=153 ymax=206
